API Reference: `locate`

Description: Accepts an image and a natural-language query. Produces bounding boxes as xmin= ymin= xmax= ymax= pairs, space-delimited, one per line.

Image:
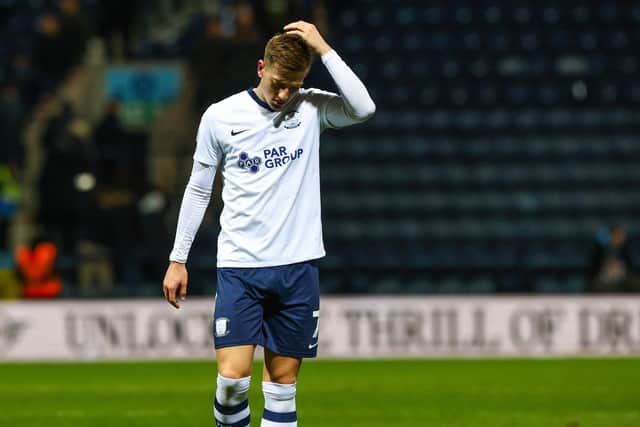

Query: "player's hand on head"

xmin=162 ymin=262 xmax=188 ymax=309
xmin=283 ymin=20 xmax=332 ymax=56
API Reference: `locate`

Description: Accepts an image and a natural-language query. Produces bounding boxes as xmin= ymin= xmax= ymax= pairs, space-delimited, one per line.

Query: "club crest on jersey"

xmin=282 ymin=110 xmax=301 ymax=129
xmin=237 ymin=152 xmax=261 ymax=173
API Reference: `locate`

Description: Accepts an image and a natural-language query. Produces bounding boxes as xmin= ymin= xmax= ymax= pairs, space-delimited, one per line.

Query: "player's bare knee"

xmin=218 ymin=367 xmax=251 ymax=379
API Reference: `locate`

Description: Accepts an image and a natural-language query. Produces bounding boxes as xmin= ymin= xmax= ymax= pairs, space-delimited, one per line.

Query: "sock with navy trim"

xmin=260 ymin=382 xmax=297 ymax=427
xmin=214 ymin=374 xmax=251 ymax=427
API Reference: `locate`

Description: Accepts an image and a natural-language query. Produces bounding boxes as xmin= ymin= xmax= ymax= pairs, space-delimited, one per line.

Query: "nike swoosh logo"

xmin=231 ymin=129 xmax=250 ymax=136
xmin=308 ymin=342 xmax=318 ymax=349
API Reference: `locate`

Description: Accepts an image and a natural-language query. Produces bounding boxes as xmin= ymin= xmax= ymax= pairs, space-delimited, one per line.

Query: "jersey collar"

xmin=247 ymin=87 xmax=274 ymax=112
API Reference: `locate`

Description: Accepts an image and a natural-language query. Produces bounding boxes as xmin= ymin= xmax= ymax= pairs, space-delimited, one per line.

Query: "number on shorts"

xmin=312 ymin=310 xmax=320 ymax=339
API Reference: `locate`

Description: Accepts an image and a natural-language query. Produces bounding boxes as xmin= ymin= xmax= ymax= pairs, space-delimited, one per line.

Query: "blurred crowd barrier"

xmin=1 ymin=296 xmax=639 ymax=360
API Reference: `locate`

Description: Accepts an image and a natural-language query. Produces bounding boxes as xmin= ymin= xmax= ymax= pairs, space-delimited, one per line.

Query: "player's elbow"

xmin=186 ymin=181 xmax=212 ymax=199
xmin=354 ymin=99 xmax=376 ymax=122
xmin=363 ymin=99 xmax=376 ymax=120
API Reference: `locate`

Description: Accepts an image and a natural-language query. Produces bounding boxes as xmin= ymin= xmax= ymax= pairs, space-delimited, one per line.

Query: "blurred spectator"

xmin=253 ymin=0 xmax=331 ymax=37
xmin=225 ymin=4 xmax=264 ymax=88
xmin=58 ymin=0 xmax=90 ymax=67
xmin=33 ymin=14 xmax=68 ymax=84
xmin=94 ymin=100 xmax=127 ymax=186
xmin=33 ymin=3 xmax=89 ymax=87
xmin=16 ymin=240 xmax=63 ymax=298
xmin=97 ymin=0 xmax=141 ymax=59
xmin=588 ymin=225 xmax=640 ymax=292
xmin=254 ymin=0 xmax=289 ymax=37
xmin=0 ymin=80 xmax=25 ymax=250
xmin=38 ymin=103 xmax=98 ymax=251
xmin=310 ymin=1 xmax=331 ymax=38
xmin=10 ymin=52 xmax=45 ymax=108
xmin=136 ymin=186 xmax=171 ymax=281
xmin=76 ymin=240 xmax=113 ymax=294
xmin=0 ymin=167 xmax=21 ymax=250
xmin=189 ymin=5 xmax=264 ymax=113
xmin=234 ymin=3 xmax=262 ymax=42
xmin=94 ymin=182 xmax=139 ymax=286
xmin=73 ymin=104 xmax=119 ymax=294
xmin=189 ymin=15 xmax=230 ymax=113
xmin=0 ymin=250 xmax=21 ymax=300
xmin=92 ymin=106 xmax=142 ymax=286
xmin=0 ymin=81 xmax=25 ymax=174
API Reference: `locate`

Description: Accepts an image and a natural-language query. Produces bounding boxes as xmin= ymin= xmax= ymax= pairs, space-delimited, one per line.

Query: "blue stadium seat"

xmin=316 ymin=2 xmax=640 ymax=292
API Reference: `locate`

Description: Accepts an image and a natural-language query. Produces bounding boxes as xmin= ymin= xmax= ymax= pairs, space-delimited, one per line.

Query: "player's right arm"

xmin=163 ymin=109 xmax=222 ymax=309
xmin=163 ymin=261 xmax=188 ymax=309
xmin=163 ymin=160 xmax=216 ymax=308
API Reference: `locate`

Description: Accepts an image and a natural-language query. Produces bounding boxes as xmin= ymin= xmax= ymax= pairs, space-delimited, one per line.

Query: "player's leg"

xmin=213 ymin=267 xmax=266 ymax=427
xmin=260 ymin=262 xmax=320 ymax=427
xmin=263 ymin=350 xmax=302 ymax=383
xmin=217 ymin=345 xmax=257 ymax=379
xmin=260 ymin=349 xmax=302 ymax=427
xmin=214 ymin=345 xmax=255 ymax=427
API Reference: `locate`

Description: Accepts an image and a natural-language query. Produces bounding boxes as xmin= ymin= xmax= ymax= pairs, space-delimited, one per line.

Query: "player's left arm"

xmin=284 ymin=21 xmax=376 ymax=127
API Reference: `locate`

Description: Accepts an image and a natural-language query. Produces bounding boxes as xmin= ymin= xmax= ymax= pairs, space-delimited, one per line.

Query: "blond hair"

xmin=263 ymin=33 xmax=312 ymax=75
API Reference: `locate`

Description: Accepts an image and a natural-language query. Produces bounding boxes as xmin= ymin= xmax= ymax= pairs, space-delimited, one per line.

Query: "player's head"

xmin=256 ymin=33 xmax=312 ymax=111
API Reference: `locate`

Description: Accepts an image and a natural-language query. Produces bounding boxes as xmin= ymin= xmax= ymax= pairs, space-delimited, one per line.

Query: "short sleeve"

xmin=193 ymin=109 xmax=223 ymax=167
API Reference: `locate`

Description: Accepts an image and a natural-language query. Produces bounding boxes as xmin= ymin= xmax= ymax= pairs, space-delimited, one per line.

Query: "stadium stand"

xmin=1 ymin=1 xmax=639 ymax=296
xmin=313 ymin=1 xmax=640 ymax=293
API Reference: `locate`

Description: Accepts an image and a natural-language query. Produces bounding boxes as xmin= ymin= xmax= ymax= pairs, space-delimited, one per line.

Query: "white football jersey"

xmin=169 ymin=49 xmax=375 ymax=268
xmin=194 ymin=87 xmax=339 ymax=267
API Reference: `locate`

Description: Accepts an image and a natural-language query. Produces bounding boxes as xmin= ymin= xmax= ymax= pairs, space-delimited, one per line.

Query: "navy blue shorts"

xmin=213 ymin=261 xmax=320 ymax=358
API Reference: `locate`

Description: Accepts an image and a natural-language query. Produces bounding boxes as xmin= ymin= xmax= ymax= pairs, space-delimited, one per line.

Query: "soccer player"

xmin=162 ymin=20 xmax=375 ymax=427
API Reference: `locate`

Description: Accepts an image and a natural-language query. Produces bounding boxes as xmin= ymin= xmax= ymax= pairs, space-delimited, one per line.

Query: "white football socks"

xmin=214 ymin=374 xmax=251 ymax=427
xmin=260 ymin=382 xmax=297 ymax=427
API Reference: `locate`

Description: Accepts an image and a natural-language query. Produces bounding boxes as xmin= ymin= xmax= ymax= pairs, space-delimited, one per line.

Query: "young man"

xmin=163 ymin=21 xmax=375 ymax=427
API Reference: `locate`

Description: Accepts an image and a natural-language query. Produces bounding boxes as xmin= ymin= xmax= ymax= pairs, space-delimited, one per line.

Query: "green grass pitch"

xmin=1 ymin=358 xmax=639 ymax=426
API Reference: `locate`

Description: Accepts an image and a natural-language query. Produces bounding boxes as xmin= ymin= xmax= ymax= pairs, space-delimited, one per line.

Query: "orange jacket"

xmin=16 ymin=242 xmax=63 ymax=298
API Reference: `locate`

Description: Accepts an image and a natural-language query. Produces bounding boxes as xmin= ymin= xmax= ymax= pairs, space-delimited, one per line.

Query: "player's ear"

xmin=257 ymin=59 xmax=265 ymax=78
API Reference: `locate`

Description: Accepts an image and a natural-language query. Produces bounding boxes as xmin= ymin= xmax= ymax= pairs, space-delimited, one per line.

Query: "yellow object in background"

xmin=0 ymin=165 xmax=21 ymax=219
xmin=0 ymin=269 xmax=21 ymax=300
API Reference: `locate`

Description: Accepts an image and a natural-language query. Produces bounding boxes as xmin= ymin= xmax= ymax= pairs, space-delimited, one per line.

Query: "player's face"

xmin=257 ymin=60 xmax=307 ymax=111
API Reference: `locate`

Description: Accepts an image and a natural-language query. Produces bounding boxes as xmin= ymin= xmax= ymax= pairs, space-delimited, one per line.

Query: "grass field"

xmin=1 ymin=359 xmax=639 ymax=427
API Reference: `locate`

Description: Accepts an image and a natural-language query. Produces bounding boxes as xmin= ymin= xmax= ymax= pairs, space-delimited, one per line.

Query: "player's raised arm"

xmin=283 ymin=20 xmax=376 ymax=127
